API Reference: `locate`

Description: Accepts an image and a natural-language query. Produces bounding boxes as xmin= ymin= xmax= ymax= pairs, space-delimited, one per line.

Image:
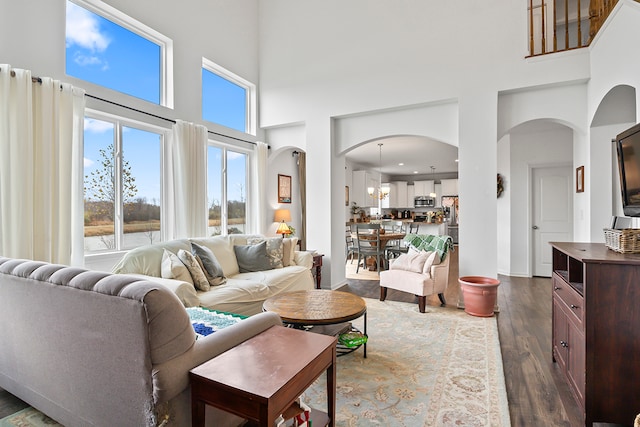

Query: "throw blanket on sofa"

xmin=186 ymin=307 xmax=246 ymax=338
xmin=403 ymin=234 xmax=454 ymax=260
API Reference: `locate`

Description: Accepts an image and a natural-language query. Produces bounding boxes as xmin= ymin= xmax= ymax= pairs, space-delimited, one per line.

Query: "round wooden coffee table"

xmin=263 ymin=290 xmax=367 ymax=357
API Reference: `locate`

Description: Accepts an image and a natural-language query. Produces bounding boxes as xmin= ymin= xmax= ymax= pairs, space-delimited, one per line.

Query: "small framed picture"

xmin=576 ymin=166 xmax=584 ymax=193
xmin=345 ymin=186 xmax=350 ymax=206
xmin=278 ymin=174 xmax=292 ymax=203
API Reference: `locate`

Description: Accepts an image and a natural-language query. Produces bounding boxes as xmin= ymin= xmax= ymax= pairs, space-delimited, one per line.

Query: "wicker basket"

xmin=603 ymin=228 xmax=640 ymax=253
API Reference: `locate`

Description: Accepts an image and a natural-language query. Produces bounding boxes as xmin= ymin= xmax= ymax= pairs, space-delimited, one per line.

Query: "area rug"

xmin=0 ymin=407 xmax=61 ymax=427
xmin=302 ymin=298 xmax=511 ymax=426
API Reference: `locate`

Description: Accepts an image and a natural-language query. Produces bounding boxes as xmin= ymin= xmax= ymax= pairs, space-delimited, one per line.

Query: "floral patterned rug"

xmin=302 ymin=298 xmax=511 ymax=426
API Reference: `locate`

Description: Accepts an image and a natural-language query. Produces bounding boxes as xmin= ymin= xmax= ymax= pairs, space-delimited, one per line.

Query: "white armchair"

xmin=379 ymin=235 xmax=452 ymax=313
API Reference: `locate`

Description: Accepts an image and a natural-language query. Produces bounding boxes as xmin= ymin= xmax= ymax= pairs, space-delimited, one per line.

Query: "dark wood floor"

xmin=0 ymin=249 xmax=629 ymax=425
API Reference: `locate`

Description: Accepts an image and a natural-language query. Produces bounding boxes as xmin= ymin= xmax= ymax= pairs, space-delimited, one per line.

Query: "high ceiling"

xmin=344 ymin=135 xmax=459 ymax=177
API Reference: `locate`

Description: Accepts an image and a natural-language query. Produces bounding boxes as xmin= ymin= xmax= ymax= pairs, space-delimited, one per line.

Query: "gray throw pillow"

xmin=234 ymin=241 xmax=273 ymax=273
xmin=191 ymin=243 xmax=227 ymax=286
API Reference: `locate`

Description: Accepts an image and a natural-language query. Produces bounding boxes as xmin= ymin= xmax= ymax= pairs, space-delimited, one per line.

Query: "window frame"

xmin=66 ymin=0 xmax=174 ymax=108
xmin=83 ymin=108 xmax=169 ymax=255
xmin=207 ymin=139 xmax=253 ymax=236
xmin=202 ymin=58 xmax=256 ymax=135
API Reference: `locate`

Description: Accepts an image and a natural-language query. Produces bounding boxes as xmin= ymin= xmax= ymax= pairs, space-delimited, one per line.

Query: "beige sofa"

xmin=112 ymin=234 xmax=315 ymax=316
xmin=0 ymin=256 xmax=282 ymax=427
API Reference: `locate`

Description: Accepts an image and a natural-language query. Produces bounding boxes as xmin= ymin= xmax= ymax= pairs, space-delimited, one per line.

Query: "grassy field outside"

xmin=84 ymin=218 xmax=245 ymax=237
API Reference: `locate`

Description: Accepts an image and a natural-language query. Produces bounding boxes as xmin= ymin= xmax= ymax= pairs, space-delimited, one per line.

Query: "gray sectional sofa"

xmin=0 ymin=256 xmax=282 ymax=427
xmin=112 ymin=234 xmax=315 ymax=316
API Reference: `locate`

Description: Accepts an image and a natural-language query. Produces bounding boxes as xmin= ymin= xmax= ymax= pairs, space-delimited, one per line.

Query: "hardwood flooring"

xmin=0 ymin=249 xmax=630 ymax=425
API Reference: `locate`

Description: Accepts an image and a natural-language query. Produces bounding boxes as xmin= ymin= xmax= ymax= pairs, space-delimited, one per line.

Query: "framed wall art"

xmin=278 ymin=174 xmax=292 ymax=203
xmin=345 ymin=186 xmax=349 ymax=206
xmin=576 ymin=166 xmax=584 ymax=193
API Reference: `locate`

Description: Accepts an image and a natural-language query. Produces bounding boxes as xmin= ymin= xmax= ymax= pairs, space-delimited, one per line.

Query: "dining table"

xmin=351 ymin=231 xmax=406 ymax=271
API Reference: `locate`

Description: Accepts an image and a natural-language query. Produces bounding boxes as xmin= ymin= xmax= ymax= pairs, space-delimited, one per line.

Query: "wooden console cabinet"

xmin=551 ymin=242 xmax=640 ymax=426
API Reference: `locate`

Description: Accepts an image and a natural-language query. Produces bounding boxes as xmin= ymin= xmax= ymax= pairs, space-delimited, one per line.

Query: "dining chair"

xmin=345 ymin=225 xmax=358 ymax=263
xmin=387 ymin=222 xmax=418 ymax=258
xmin=355 ymin=223 xmax=386 ymax=274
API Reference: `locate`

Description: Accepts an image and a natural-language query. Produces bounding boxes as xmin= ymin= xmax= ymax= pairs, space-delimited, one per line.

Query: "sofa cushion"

xmin=191 ymin=242 xmax=227 ymax=286
xmin=196 ymin=265 xmax=312 ymax=316
xmin=161 ymin=249 xmax=193 ymax=285
xmin=177 ymin=249 xmax=210 ymax=292
xmin=234 ymin=241 xmax=273 ymax=273
xmin=191 ymin=236 xmax=239 ymax=277
xmin=247 ymin=237 xmax=284 ymax=269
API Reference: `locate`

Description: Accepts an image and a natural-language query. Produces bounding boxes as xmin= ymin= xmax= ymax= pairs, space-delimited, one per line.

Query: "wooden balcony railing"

xmin=528 ymin=0 xmax=621 ymax=56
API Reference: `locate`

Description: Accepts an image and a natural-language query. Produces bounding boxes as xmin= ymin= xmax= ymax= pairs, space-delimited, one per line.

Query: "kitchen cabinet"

xmin=440 ymin=179 xmax=458 ymax=196
xmin=352 ymin=170 xmax=379 ymax=207
xmin=550 ymin=242 xmax=640 ymax=426
xmin=383 ymin=181 xmax=408 ymax=208
xmin=413 ymin=180 xmax=434 ymax=197
xmin=407 ymin=184 xmax=415 ymax=206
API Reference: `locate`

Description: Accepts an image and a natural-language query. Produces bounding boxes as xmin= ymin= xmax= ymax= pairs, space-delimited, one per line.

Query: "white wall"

xmin=1 ymin=0 xmax=261 ymax=136
xmin=497 ymin=135 xmax=511 ymax=275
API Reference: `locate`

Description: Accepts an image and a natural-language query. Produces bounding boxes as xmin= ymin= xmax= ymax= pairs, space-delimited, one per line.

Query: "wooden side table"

xmin=189 ymin=325 xmax=336 ymax=427
xmin=312 ymin=253 xmax=324 ymax=289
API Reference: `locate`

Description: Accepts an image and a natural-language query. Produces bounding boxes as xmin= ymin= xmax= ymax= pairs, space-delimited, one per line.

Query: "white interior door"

xmin=532 ymin=166 xmax=573 ymax=276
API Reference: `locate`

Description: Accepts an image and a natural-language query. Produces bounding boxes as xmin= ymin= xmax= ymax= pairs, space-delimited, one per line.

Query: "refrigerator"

xmin=441 ymin=196 xmax=459 ymax=225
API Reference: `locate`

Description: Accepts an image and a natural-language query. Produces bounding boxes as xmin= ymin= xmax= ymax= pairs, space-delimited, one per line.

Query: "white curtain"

xmin=251 ymin=141 xmax=268 ymax=234
xmin=0 ymin=65 xmax=85 ymax=265
xmin=164 ymin=119 xmax=208 ymax=240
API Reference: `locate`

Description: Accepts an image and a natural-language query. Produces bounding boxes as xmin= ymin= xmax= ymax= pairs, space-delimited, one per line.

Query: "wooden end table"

xmin=190 ymin=325 xmax=336 ymax=427
xmin=263 ymin=290 xmax=367 ymax=357
xmin=312 ymin=253 xmax=324 ymax=289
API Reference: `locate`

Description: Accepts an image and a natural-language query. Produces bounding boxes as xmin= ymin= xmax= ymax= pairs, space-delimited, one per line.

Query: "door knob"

xmin=532 ymin=225 xmax=539 ymax=230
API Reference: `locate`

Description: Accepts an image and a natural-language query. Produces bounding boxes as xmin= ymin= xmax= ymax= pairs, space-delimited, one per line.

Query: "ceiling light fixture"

xmin=368 ymin=143 xmax=390 ymax=201
xmin=429 ymin=166 xmax=437 ymax=198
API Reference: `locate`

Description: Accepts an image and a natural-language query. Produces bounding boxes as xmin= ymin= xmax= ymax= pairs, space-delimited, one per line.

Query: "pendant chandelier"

xmin=368 ymin=143 xmax=390 ymax=201
xmin=429 ymin=166 xmax=437 ymax=198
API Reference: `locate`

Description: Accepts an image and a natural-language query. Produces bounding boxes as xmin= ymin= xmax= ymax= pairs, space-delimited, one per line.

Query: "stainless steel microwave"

xmin=414 ymin=196 xmax=435 ymax=208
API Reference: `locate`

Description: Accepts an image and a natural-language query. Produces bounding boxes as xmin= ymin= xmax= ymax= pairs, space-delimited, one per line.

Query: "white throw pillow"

xmin=160 ymin=249 xmax=194 ymax=285
xmin=282 ymin=237 xmax=298 ymax=266
xmin=421 ymin=251 xmax=439 ymax=277
xmin=389 ymin=250 xmax=431 ymax=273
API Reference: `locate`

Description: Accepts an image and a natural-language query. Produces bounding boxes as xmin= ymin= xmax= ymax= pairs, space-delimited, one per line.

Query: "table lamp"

xmin=274 ymin=209 xmax=292 ymax=237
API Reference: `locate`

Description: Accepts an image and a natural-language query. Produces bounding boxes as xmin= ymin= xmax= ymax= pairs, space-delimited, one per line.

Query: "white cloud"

xmin=65 ymin=1 xmax=111 ymax=52
xmin=73 ymin=52 xmax=108 ymax=70
xmin=84 ymin=157 xmax=94 ymax=168
xmin=227 ymin=151 xmax=243 ymax=160
xmin=84 ymin=118 xmax=113 ymax=133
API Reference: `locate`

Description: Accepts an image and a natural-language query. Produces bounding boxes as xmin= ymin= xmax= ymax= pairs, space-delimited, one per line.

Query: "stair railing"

xmin=528 ymin=0 xmax=621 ymax=57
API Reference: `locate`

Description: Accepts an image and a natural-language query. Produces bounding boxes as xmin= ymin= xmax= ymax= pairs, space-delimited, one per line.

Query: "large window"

xmin=65 ymin=0 xmax=173 ymax=106
xmin=83 ymin=113 xmax=164 ymax=253
xmin=202 ymin=58 xmax=255 ymax=135
xmin=207 ymin=144 xmax=249 ymax=236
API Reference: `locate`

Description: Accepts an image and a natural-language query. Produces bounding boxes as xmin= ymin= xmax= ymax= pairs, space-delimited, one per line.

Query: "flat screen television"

xmin=616 ymin=122 xmax=640 ymax=217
